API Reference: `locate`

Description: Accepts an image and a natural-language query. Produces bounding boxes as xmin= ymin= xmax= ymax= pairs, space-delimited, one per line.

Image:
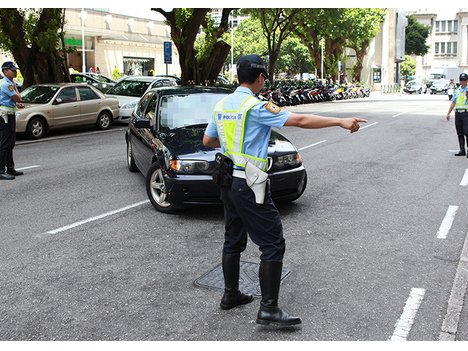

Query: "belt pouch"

xmin=212 ymin=153 xmax=233 ymax=188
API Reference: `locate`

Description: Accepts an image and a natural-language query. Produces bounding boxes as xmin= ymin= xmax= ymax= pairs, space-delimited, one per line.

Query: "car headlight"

xmin=121 ymin=101 xmax=138 ymax=109
xmin=273 ymin=153 xmax=301 ymax=169
xmin=169 ymin=159 xmax=211 ymax=173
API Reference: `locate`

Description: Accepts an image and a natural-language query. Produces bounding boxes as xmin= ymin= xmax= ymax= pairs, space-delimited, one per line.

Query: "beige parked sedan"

xmin=16 ymin=83 xmax=120 ymax=139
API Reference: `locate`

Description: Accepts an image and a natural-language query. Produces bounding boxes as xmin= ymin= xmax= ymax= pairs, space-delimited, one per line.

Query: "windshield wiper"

xmin=174 ymin=123 xmax=208 ymax=130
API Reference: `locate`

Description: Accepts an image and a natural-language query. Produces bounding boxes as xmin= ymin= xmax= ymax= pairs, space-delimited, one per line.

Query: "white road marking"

xmin=389 ymin=288 xmax=426 ymax=341
xmin=360 ymin=121 xmax=378 ymax=130
xmin=17 ymin=165 xmax=40 ymax=171
xmin=298 ymin=140 xmax=327 ymax=151
xmin=439 ymin=229 xmax=468 ymax=340
xmin=436 ymin=205 xmax=459 ymax=239
xmin=36 ymin=200 xmax=150 ymax=238
xmin=392 ymin=112 xmax=406 ymax=118
xmin=460 ymin=169 xmax=468 ymax=186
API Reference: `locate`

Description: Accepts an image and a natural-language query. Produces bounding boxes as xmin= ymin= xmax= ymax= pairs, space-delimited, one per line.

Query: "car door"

xmin=77 ymin=86 xmax=101 ymax=124
xmin=51 ymin=87 xmax=81 ymax=128
xmin=131 ymin=92 xmax=159 ymax=175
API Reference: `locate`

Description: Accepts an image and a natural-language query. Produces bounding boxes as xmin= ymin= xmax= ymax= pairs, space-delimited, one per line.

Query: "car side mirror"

xmin=134 ymin=119 xmax=151 ymax=129
xmin=55 ymin=98 xmax=62 ymax=105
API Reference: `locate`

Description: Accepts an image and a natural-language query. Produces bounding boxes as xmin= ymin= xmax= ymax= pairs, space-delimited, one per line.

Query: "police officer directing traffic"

xmin=203 ymin=54 xmax=367 ymax=327
xmin=0 ymin=61 xmax=24 ymax=180
xmin=447 ymin=72 xmax=468 ymax=156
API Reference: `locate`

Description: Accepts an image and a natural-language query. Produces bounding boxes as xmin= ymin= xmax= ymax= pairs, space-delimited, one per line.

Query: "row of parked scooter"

xmin=258 ymin=80 xmax=371 ymax=107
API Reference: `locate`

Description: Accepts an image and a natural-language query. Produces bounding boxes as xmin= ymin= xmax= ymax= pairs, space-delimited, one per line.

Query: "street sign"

xmin=164 ymin=41 xmax=172 ymax=65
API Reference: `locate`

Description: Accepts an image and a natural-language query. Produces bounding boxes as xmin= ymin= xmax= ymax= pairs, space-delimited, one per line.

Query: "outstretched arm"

xmin=284 ymin=113 xmax=367 ymax=133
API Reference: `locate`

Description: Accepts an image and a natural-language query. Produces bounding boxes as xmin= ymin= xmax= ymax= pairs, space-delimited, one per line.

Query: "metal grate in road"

xmin=194 ymin=261 xmax=291 ymax=298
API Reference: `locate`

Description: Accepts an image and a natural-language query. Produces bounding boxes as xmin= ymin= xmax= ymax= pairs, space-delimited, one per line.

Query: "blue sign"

xmin=164 ymin=41 xmax=172 ymax=64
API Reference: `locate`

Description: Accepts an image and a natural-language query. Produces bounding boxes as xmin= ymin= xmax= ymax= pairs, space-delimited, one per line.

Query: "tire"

xmin=146 ymin=162 xmax=179 ymax=213
xmin=26 ymin=117 xmax=47 ymax=139
xmin=126 ymin=140 xmax=139 ymax=172
xmin=96 ymin=110 xmax=112 ymax=130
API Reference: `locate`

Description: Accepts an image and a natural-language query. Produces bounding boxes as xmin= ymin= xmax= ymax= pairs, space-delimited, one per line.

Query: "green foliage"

xmin=112 ymin=67 xmax=121 ymax=81
xmin=400 ymin=55 xmax=417 ymax=77
xmin=405 ymin=15 xmax=430 ymax=56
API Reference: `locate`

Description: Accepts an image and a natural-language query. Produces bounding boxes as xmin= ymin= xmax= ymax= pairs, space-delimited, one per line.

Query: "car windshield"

xmin=91 ymin=75 xmax=112 ymax=83
xmin=21 ymin=85 xmax=60 ymax=104
xmin=434 ymin=80 xmax=448 ymax=86
xmin=160 ymin=93 xmax=227 ymax=129
xmin=106 ymin=80 xmax=151 ymax=97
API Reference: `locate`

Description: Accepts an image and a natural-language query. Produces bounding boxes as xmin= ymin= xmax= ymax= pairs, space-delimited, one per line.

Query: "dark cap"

xmin=237 ymin=55 xmax=268 ymax=77
xmin=460 ymin=73 xmax=468 ymax=80
xmin=2 ymin=61 xmax=19 ymax=71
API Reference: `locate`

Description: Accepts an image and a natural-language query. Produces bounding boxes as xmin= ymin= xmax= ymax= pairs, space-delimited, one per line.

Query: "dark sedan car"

xmin=125 ymin=86 xmax=307 ymax=213
xmin=70 ymin=73 xmax=116 ymax=93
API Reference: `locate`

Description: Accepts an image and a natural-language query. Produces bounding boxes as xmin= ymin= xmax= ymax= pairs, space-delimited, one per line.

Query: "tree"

xmin=276 ymin=36 xmax=314 ymax=77
xmin=292 ymin=8 xmax=385 ymax=80
xmin=243 ymin=9 xmax=301 ymax=81
xmin=0 ymin=8 xmax=71 ymax=90
xmin=405 ymin=14 xmax=430 ymax=56
xmin=152 ymin=8 xmax=233 ymax=85
xmin=345 ymin=8 xmax=386 ymax=82
xmin=221 ymin=16 xmax=268 ymax=69
xmin=400 ymin=55 xmax=416 ymax=78
xmin=291 ymin=8 xmax=350 ymax=79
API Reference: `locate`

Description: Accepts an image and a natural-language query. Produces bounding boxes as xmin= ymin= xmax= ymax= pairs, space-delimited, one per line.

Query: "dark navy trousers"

xmin=0 ymin=114 xmax=16 ymax=168
xmin=220 ymin=176 xmax=285 ymax=261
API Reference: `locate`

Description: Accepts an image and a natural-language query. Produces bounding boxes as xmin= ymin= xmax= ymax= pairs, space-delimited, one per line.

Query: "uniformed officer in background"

xmin=203 ymin=54 xmax=366 ymax=327
xmin=0 ymin=61 xmax=24 ymax=180
xmin=447 ymin=72 xmax=468 ymax=156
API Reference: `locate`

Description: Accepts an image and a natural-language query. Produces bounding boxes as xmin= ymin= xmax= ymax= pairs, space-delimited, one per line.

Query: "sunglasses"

xmin=461 ymin=78 xmax=467 ymax=81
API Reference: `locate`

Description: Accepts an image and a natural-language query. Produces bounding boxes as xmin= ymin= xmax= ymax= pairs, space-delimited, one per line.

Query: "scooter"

xmin=447 ymin=85 xmax=456 ymax=100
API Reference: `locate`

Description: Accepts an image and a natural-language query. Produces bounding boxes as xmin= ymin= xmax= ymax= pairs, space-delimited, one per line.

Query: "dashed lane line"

xmin=36 ymin=200 xmax=150 ymax=238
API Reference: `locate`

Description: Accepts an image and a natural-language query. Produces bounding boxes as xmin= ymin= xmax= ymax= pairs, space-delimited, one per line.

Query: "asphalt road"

xmin=1 ymin=91 xmax=467 ymax=341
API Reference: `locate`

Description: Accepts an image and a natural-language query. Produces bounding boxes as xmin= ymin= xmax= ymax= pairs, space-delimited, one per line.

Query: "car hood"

xmin=20 ymin=103 xmax=50 ymax=111
xmin=105 ymin=94 xmax=139 ymax=105
xmin=156 ymin=127 xmax=296 ymax=158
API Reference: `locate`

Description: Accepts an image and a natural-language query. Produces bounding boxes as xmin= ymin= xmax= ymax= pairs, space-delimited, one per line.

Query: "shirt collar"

xmin=235 ymin=86 xmax=255 ymax=96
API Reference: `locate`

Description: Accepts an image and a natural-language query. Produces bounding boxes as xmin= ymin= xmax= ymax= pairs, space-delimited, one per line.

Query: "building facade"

xmin=409 ymin=8 xmax=468 ymax=81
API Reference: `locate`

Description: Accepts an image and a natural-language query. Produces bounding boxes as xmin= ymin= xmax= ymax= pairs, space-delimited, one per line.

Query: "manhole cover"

xmin=194 ymin=261 xmax=291 ymax=298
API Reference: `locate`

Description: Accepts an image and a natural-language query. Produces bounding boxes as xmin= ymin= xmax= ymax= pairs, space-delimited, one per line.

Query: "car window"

xmin=77 ymin=87 xmax=99 ymax=101
xmin=144 ymin=94 xmax=159 ymax=122
xmin=73 ymin=75 xmax=87 ymax=83
xmin=135 ymin=92 xmax=154 ymax=118
xmin=159 ymin=93 xmax=227 ymax=129
xmin=106 ymin=80 xmax=151 ymax=97
xmin=57 ymin=87 xmax=77 ymax=103
xmin=21 ymin=86 xmax=59 ymax=104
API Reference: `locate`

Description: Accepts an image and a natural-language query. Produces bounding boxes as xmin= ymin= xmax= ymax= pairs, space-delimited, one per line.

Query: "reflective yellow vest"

xmin=455 ymin=86 xmax=468 ymax=109
xmin=214 ymin=95 xmax=268 ymax=171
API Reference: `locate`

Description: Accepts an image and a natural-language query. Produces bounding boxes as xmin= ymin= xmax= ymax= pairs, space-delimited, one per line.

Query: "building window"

xmin=447 ymin=42 xmax=451 ymax=54
xmin=435 ymin=20 xmax=459 ymax=34
xmin=453 ymin=42 xmax=457 ymax=54
xmin=435 ymin=42 xmax=439 ymax=54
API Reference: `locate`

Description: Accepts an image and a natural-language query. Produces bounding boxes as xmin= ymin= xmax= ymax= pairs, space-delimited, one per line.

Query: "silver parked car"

xmin=105 ymin=76 xmax=177 ymax=123
xmin=17 ymin=83 xmax=120 ymax=139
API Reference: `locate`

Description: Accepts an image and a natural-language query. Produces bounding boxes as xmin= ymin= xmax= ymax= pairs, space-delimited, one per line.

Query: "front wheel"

xmin=26 ymin=117 xmax=47 ymax=139
xmin=146 ymin=163 xmax=179 ymax=213
xmin=96 ymin=111 xmax=112 ymax=130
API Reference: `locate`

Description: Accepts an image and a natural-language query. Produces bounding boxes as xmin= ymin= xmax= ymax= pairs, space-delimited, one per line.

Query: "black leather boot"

xmin=220 ymin=252 xmax=254 ymax=310
xmin=0 ymin=153 xmax=14 ymax=180
xmin=5 ymin=151 xmax=23 ymax=176
xmin=256 ymin=260 xmax=301 ymax=326
xmin=455 ymin=135 xmax=466 ymax=156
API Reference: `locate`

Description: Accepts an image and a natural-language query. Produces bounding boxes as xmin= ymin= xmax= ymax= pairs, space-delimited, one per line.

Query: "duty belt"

xmin=456 ymin=109 xmax=468 ymax=113
xmin=232 ymin=169 xmax=246 ymax=179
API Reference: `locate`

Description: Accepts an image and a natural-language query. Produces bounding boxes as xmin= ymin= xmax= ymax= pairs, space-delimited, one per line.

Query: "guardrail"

xmin=381 ymin=85 xmax=400 ymax=94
